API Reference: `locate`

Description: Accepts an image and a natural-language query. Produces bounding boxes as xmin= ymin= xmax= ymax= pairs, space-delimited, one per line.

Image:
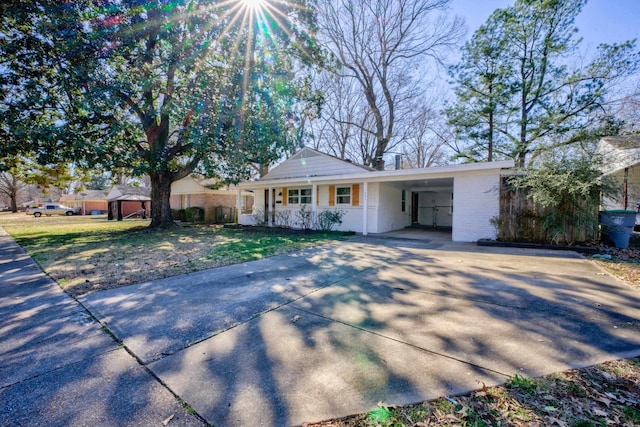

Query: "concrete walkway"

xmin=0 ymin=229 xmax=204 ymax=426
xmin=2 ymin=230 xmax=640 ymax=426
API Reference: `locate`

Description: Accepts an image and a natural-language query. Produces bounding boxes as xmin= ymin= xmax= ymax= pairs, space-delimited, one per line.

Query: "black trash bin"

xmin=600 ymin=210 xmax=636 ymax=249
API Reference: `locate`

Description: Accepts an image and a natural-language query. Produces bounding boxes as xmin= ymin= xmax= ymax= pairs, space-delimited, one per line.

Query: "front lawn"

xmin=0 ymin=213 xmax=338 ymax=296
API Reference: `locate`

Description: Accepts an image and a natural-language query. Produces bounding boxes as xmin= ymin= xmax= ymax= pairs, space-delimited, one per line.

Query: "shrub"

xmin=315 ymin=209 xmax=345 ymax=231
xmin=275 ymin=210 xmax=294 ymax=228
xmin=185 ymin=206 xmax=204 ymax=222
xmin=251 ymin=207 xmax=266 ymax=226
xmin=295 ymin=204 xmax=314 ymax=229
xmin=503 ymin=153 xmax=613 ymax=244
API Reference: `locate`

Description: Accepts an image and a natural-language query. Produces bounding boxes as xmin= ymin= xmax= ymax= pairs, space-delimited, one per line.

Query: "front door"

xmin=411 ymin=192 xmax=419 ymax=223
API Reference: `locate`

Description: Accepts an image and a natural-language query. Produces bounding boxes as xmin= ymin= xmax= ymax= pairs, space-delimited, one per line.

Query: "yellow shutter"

xmin=329 ymin=185 xmax=335 ymax=206
xmin=352 ymin=184 xmax=360 ymax=206
xmin=316 ymin=188 xmax=319 ymax=206
xmin=282 ymin=188 xmax=287 ymax=206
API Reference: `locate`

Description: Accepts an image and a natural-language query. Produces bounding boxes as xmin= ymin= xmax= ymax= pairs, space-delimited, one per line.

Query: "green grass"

xmin=505 ymin=374 xmax=540 ymax=395
xmin=0 ymin=213 xmax=338 ymax=295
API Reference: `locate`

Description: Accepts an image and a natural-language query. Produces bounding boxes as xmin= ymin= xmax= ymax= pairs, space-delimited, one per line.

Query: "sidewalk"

xmin=0 ymin=229 xmax=204 ymax=426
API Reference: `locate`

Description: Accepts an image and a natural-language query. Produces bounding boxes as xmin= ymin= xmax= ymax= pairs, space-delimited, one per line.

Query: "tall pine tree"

xmin=447 ymin=0 xmax=639 ymax=167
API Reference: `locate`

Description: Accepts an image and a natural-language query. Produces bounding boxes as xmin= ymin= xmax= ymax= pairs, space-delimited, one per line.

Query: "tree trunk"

xmin=149 ymin=171 xmax=175 ymax=228
xmin=10 ymin=192 xmax=18 ymax=213
xmin=372 ymin=139 xmax=387 ymax=171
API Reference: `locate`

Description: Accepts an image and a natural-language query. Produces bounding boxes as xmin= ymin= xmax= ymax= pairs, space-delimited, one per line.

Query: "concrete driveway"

xmin=78 ymin=237 xmax=640 ymax=426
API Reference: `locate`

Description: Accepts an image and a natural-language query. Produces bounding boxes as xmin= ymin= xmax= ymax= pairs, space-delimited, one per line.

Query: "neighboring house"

xmin=106 ymin=185 xmax=151 ymax=220
xmin=59 ymin=190 xmax=109 ymax=215
xmin=23 ymin=197 xmax=53 ymax=207
xmin=237 ymin=147 xmax=513 ymax=242
xmin=598 ymin=135 xmax=640 ymax=211
xmin=170 ymin=175 xmax=253 ymax=223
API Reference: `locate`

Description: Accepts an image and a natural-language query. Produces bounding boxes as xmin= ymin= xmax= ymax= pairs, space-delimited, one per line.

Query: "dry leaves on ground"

xmin=304 ymin=358 xmax=640 ymax=426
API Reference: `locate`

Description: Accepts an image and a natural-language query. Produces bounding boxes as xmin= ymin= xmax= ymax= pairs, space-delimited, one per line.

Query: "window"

xmin=300 ymin=188 xmax=312 ymax=204
xmin=401 ymin=190 xmax=406 ymax=212
xmin=288 ymin=189 xmax=299 ymax=205
xmin=336 ymin=186 xmax=351 ymax=204
xmin=288 ymin=188 xmax=312 ymax=205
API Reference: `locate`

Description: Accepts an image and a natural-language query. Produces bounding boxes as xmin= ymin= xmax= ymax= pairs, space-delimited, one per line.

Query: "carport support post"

xmin=362 ymin=182 xmax=368 ymax=235
xmin=312 ymin=184 xmax=317 ymax=222
xmin=268 ymin=187 xmax=273 ymax=227
xmin=236 ymin=189 xmax=242 ymax=223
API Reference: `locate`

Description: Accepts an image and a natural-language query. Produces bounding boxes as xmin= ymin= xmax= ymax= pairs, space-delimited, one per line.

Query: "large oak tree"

xmin=1 ymin=0 xmax=322 ymax=227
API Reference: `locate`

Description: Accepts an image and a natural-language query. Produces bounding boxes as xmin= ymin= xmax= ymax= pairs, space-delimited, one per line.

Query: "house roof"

xmin=240 ymin=154 xmax=514 ymax=188
xmin=598 ymin=135 xmax=640 ymax=174
xmin=107 ymin=185 xmax=151 ymax=202
xmin=600 ymin=135 xmax=640 ymax=150
xmin=192 ymin=175 xmax=223 ymax=189
xmin=60 ymin=190 xmax=108 ymax=202
xmin=171 ymin=174 xmax=250 ymax=195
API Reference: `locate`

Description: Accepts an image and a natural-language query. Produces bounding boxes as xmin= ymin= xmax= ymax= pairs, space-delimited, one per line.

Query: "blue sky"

xmin=450 ymin=0 xmax=640 ymax=48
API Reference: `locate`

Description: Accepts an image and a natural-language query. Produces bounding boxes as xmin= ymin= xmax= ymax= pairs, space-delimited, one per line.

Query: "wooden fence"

xmin=495 ymin=177 xmax=600 ymax=244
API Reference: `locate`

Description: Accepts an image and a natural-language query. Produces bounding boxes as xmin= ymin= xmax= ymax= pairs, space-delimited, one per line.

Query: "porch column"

xmin=236 ymin=189 xmax=242 ymax=223
xmin=268 ymin=186 xmax=274 ymax=227
xmin=362 ymin=182 xmax=368 ymax=235
xmin=311 ymin=184 xmax=318 ymax=222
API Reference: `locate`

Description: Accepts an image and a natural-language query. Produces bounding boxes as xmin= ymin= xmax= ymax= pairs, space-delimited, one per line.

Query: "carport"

xmin=238 ymin=148 xmax=514 ymax=242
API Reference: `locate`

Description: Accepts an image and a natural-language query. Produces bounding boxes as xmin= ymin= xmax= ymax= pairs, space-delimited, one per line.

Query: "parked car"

xmin=26 ymin=204 xmax=79 ymax=217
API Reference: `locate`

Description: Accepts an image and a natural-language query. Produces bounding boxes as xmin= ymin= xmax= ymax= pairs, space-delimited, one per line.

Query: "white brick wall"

xmin=452 ymin=172 xmax=501 ymax=242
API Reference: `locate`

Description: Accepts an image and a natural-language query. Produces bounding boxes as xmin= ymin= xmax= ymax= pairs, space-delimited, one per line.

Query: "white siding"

xmin=377 ymin=183 xmax=408 ymax=233
xmin=245 ymin=183 xmax=370 ymax=232
xmin=452 ymin=172 xmax=501 ymax=242
xmin=171 ymin=176 xmax=202 ymax=194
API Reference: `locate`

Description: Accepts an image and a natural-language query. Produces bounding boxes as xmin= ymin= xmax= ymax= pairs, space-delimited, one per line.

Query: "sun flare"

xmin=241 ymin=0 xmax=267 ymax=10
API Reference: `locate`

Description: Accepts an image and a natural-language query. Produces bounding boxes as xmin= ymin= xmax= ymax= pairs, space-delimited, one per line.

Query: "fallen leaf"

xmin=547 ymin=416 xmax=568 ymax=426
xmin=593 ymin=396 xmax=611 ymax=407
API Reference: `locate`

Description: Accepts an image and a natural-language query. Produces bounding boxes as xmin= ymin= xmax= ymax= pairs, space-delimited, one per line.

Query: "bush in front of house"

xmin=295 ymin=204 xmax=314 ymax=229
xmin=275 ymin=210 xmax=294 ymax=228
xmin=315 ymin=209 xmax=345 ymax=231
xmin=185 ymin=206 xmax=204 ymax=222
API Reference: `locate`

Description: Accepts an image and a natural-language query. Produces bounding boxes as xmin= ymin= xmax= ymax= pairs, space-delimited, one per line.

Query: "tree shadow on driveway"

xmin=79 ymin=238 xmax=640 ymax=425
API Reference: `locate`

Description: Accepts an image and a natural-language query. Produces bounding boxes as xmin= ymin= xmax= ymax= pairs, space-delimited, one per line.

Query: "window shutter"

xmin=282 ymin=188 xmax=287 ymax=206
xmin=352 ymin=184 xmax=360 ymax=206
xmin=329 ymin=185 xmax=335 ymax=206
xmin=316 ymin=188 xmax=319 ymax=206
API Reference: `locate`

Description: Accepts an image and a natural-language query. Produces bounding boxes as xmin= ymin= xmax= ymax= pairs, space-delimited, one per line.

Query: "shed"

xmin=106 ymin=185 xmax=151 ymax=220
